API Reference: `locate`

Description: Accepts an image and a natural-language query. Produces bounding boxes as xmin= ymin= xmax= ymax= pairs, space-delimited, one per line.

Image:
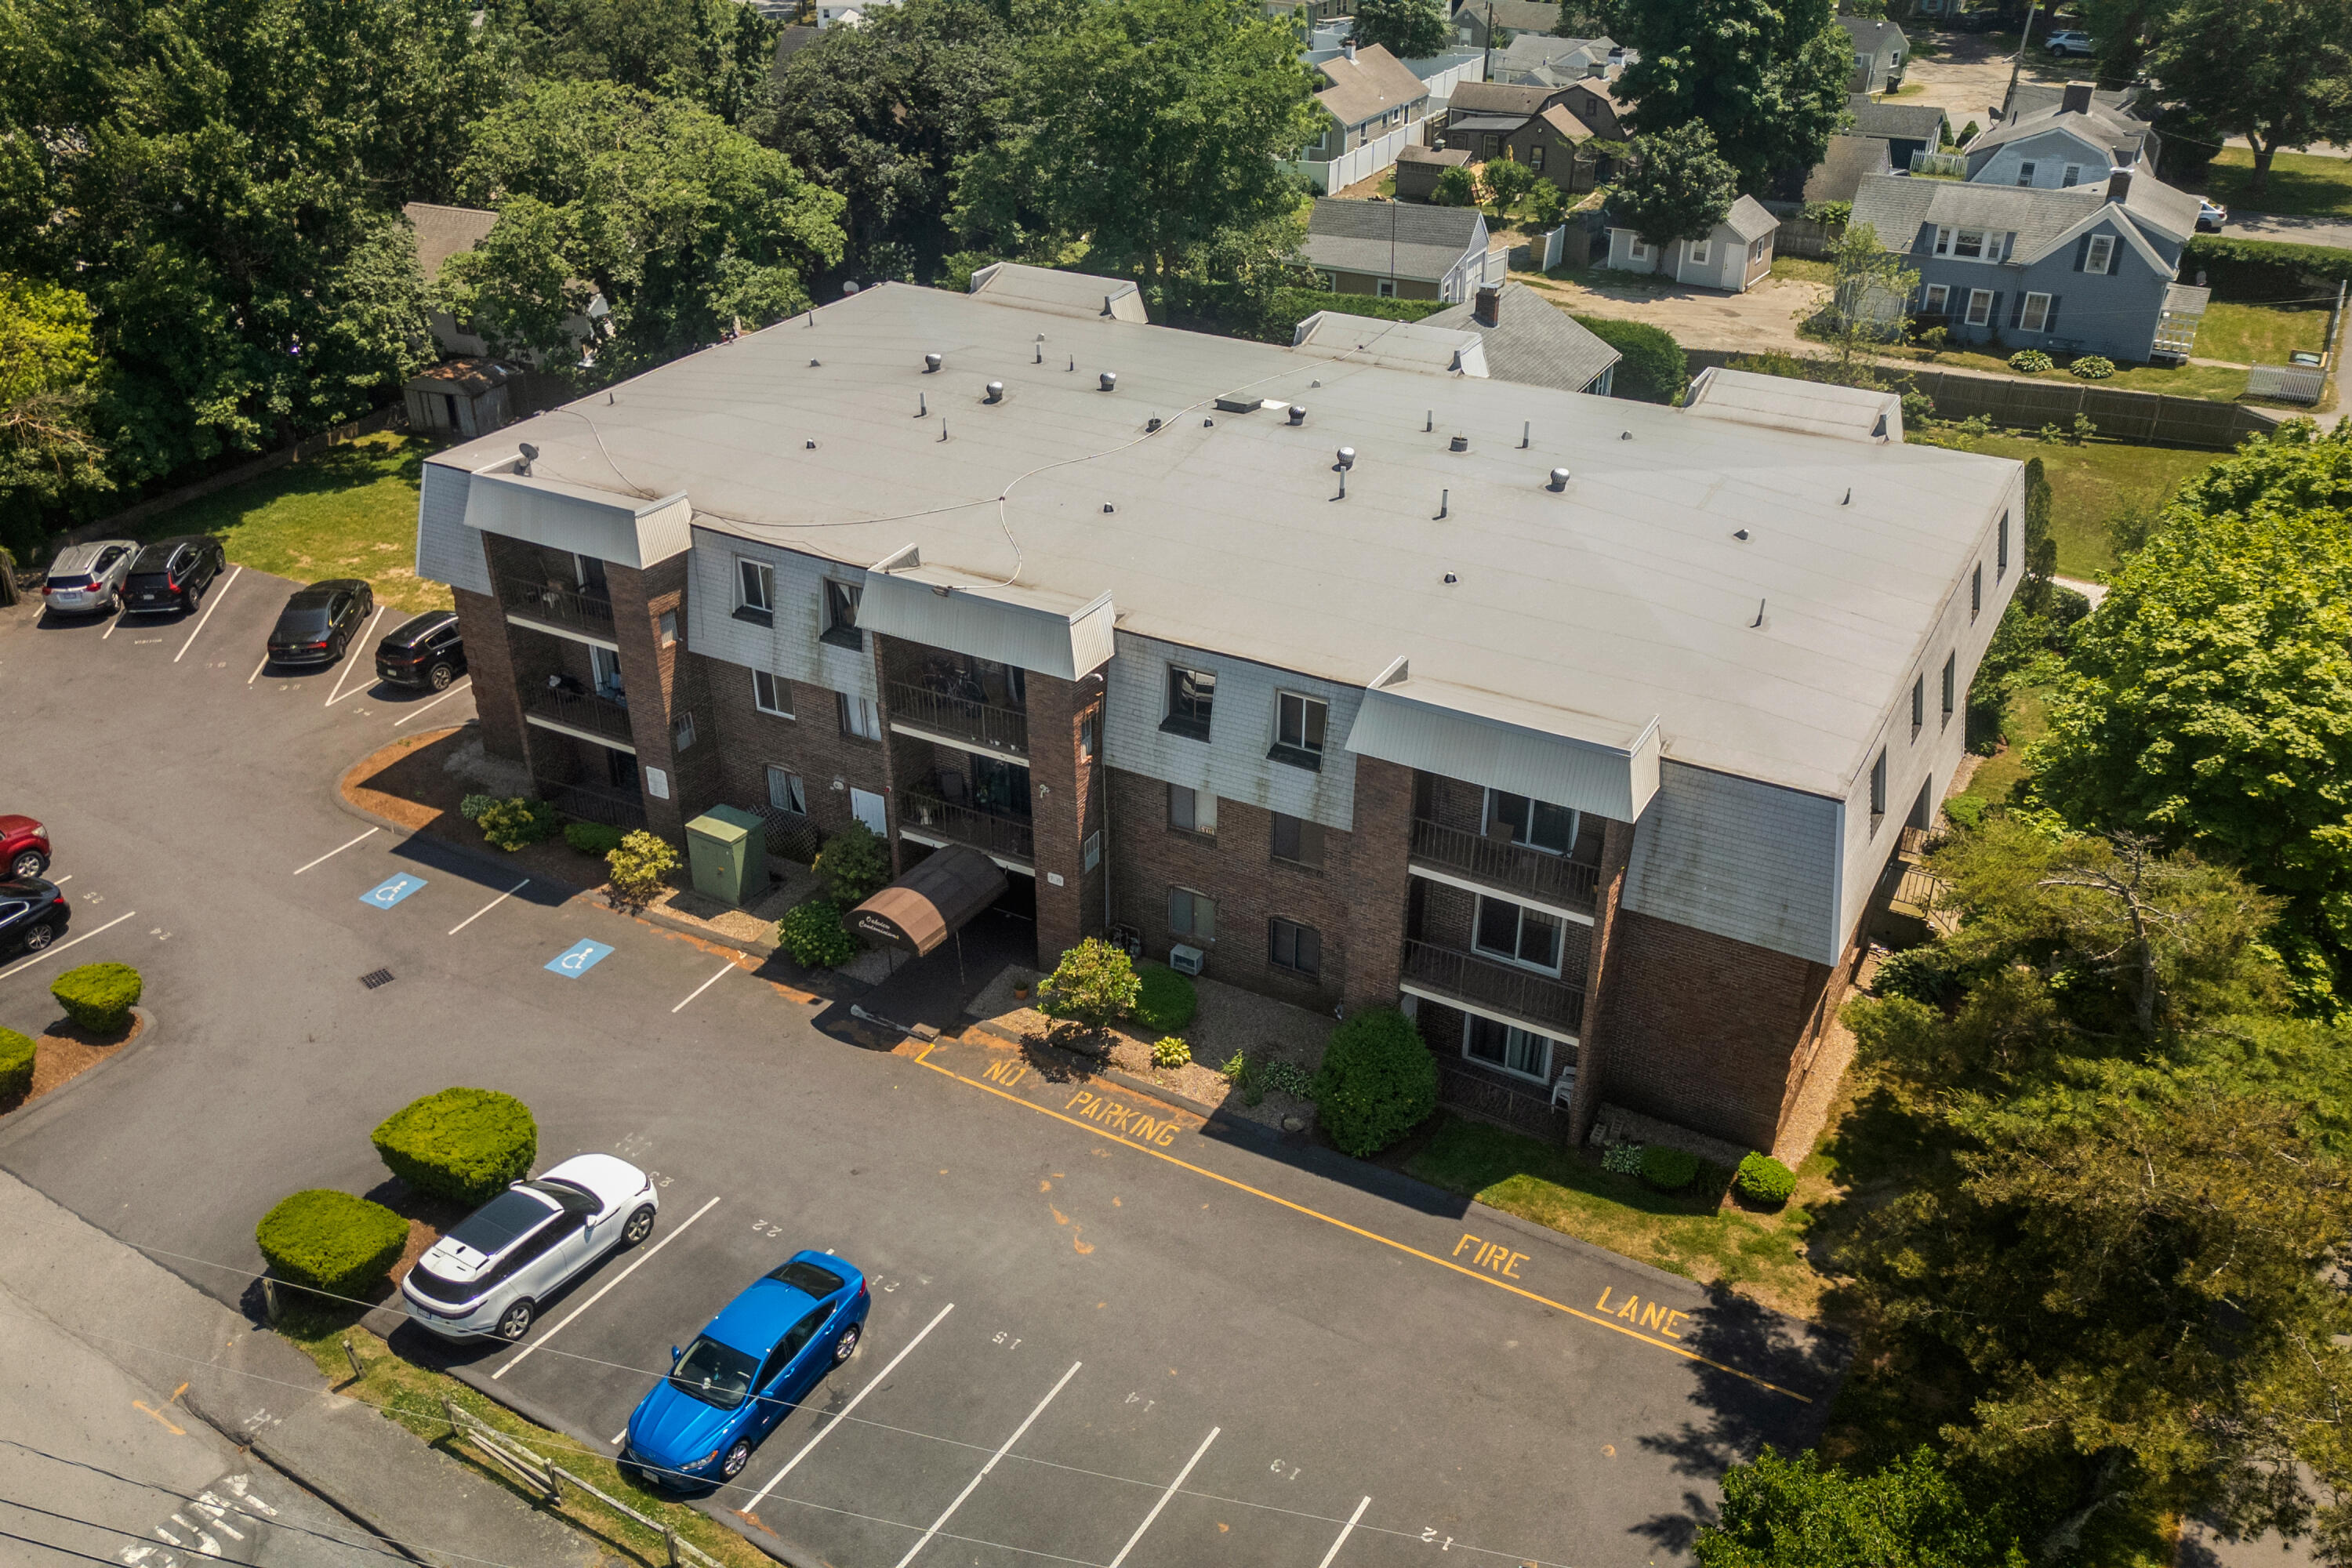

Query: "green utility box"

xmin=684 ymin=804 xmax=768 ymax=906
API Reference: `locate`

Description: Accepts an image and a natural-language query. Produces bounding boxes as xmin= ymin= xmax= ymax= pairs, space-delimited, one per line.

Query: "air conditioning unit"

xmin=1167 ymin=944 xmax=1206 ymax=978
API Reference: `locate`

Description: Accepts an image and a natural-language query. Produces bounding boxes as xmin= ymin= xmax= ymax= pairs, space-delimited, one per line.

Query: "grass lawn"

xmin=1963 ymin=680 xmax=2053 ymax=808
xmin=1769 ymin=255 xmax=1835 ymax=285
xmin=1875 ymin=342 xmax=2252 ymax=401
xmin=1911 ymin=431 xmax=2217 ymax=579
xmin=150 ymin=431 xmax=450 ymax=613
xmin=2193 ymin=299 xmax=2332 ymax=365
xmin=2200 ymin=145 xmax=2352 ymax=219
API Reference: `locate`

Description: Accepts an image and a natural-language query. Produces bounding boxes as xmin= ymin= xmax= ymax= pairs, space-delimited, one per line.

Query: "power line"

xmin=0 ymin=1486 xmax=488 ymax=1568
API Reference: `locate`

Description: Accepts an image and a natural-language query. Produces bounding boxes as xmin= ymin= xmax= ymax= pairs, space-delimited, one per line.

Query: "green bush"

xmin=1943 ymin=793 xmax=1988 ymax=831
xmin=813 ymin=821 xmax=890 ymax=906
xmin=1735 ymin=1151 xmax=1798 ymax=1207
xmin=1640 ymin=1144 xmax=1700 ymax=1191
xmin=2184 ymin=234 xmax=2352 ymax=300
xmin=1261 ymin=1059 xmax=1316 ymax=1100
xmin=256 ymin=1189 xmax=408 ymax=1300
xmin=51 ymin=962 xmax=140 ymax=1033
xmin=1602 ymin=1140 xmax=1645 ymax=1174
xmin=0 ymin=1026 xmax=34 ymax=1102
xmin=477 ymin=797 xmax=555 ymax=851
xmin=1133 ymin=964 xmax=1198 ymax=1033
xmin=1310 ymin=1007 xmax=1437 ymax=1156
xmin=459 ymin=793 xmax=495 ymax=822
xmin=371 ymin=1087 xmax=537 ymax=1205
xmin=2067 ymin=354 xmax=2114 ymax=380
xmin=1037 ymin=938 xmax=1141 ymax=1036
xmin=605 ymin=829 xmax=679 ymax=909
xmin=778 ymin=899 xmax=859 ymax=967
xmin=1152 ymin=1036 xmax=1192 ymax=1069
xmin=564 ymin=821 xmax=626 ymax=856
xmin=2007 ymin=349 xmax=2053 ymax=373
xmin=1572 ymin=315 xmax=1687 ymax=404
xmin=1272 ymin=286 xmax=1450 ymax=331
xmin=1875 ymin=943 xmax=1967 ymax=1007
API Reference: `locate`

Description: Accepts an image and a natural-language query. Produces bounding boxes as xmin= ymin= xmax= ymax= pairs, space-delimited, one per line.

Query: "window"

xmin=673 ymin=711 xmax=696 ymax=750
xmin=1952 ymin=227 xmax=1985 ymax=260
xmin=1271 ymin=812 xmax=1324 ymax=869
xmin=591 ymin=646 xmax=624 ymax=699
xmin=1167 ymin=784 xmax=1216 ymax=836
xmin=2062 ymin=163 xmax=2082 ymax=187
xmin=822 ymin=580 xmax=862 ymax=648
xmin=1464 ymin=1016 xmax=1552 ymax=1083
xmin=1911 ymin=675 xmax=1924 ymax=736
xmin=2020 ymin=292 xmax=2052 ymax=332
xmin=2085 ymin=234 xmax=2114 ymax=274
xmin=1933 ymin=225 xmax=1952 ymax=256
xmin=2016 ymin=160 xmax=2037 ymax=186
xmin=1168 ymin=887 xmax=1216 ymax=942
xmin=1473 ymin=895 xmax=1563 ymax=974
xmin=1163 ymin=666 xmax=1215 ymax=740
xmin=1922 ymin=283 xmax=1949 ymax=315
xmin=1942 ymin=651 xmax=1956 ymax=721
xmin=1079 ymin=707 xmax=1099 ymax=763
xmin=753 ymin=670 xmax=793 ymax=717
xmin=1749 ymin=236 xmax=1769 ymax=263
xmin=1687 ymin=239 xmax=1711 ymax=266
xmin=1486 ymin=790 xmax=1576 ymax=855
xmin=767 ymin=766 xmax=807 ymax=815
xmin=1272 ymin=691 xmax=1327 ymax=767
xmin=838 ymin=691 xmax=881 ymax=740
xmin=1998 ymin=510 xmax=2010 ymax=579
xmin=1269 ymin=917 xmax=1322 ymax=977
xmin=1528 ymin=143 xmax=1544 ymax=170
xmin=659 ymin=611 xmax=677 ymax=647
xmin=1375 ymin=278 xmax=1396 ymax=299
xmin=1870 ymin=749 xmax=1887 ymax=821
xmin=1628 ymin=237 xmax=1650 ymax=262
xmin=736 ymin=557 xmax=774 ymax=616
xmin=1481 ymin=134 xmax=1500 ymax=158
xmin=1972 ymin=561 xmax=1983 ymax=620
xmin=1083 ymin=829 xmax=1102 ymax=872
xmin=1965 ymin=288 xmax=1994 ymax=327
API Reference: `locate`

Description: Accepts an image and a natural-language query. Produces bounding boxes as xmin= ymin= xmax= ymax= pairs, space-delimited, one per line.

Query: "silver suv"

xmin=400 ymin=1154 xmax=659 ymax=1341
xmin=43 ymin=539 xmax=139 ymax=616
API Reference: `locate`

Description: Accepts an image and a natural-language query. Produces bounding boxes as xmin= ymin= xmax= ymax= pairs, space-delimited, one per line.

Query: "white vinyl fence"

xmin=1284 ymin=120 xmax=1428 ymax=194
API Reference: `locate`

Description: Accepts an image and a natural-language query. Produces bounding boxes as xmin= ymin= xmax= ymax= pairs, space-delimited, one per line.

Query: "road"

xmin=0 ymin=572 xmax=1843 ymax=1568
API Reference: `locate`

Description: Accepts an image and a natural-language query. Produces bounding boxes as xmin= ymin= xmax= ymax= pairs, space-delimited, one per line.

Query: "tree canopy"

xmin=1609 ymin=122 xmax=1739 ymax=245
xmin=2146 ymin=0 xmax=2352 ymax=194
xmin=1602 ymin=0 xmax=1851 ymax=192
xmin=1352 ymin=0 xmax=1451 ymax=60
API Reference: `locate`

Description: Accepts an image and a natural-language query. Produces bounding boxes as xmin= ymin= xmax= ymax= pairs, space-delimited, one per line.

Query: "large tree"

xmin=1608 ymin=121 xmax=1737 ymax=245
xmin=1352 ymin=0 xmax=1450 ymax=60
xmin=509 ymin=0 xmax=782 ymax=134
xmin=2146 ymin=0 xmax=2352 ymax=195
xmin=0 ymin=275 xmax=111 ymax=558
xmin=1602 ymin=0 xmax=1851 ymax=192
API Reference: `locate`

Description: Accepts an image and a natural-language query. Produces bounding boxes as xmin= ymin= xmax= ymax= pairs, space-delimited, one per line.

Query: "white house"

xmin=1605 ymin=196 xmax=1779 ymax=293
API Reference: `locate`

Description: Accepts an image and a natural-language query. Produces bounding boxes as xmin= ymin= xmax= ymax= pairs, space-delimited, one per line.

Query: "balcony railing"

xmin=546 ymin=780 xmax=646 ymax=829
xmin=500 ymin=575 xmax=615 ymax=639
xmin=525 ymin=686 xmax=635 ymax=745
xmin=887 ymin=680 xmax=1029 ymax=755
xmin=1402 ymin=939 xmax=1586 ymax=1035
xmin=1410 ymin=818 xmax=1599 ymax=913
xmin=902 ymin=791 xmax=1035 ymax=863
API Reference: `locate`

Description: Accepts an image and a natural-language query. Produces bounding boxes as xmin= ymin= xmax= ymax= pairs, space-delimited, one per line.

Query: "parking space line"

xmin=743 ymin=1301 xmax=956 ymax=1513
xmin=322 ymin=606 xmax=388 ymax=707
xmin=292 ymin=829 xmax=376 ymax=875
xmin=671 ymin=960 xmax=736 ymax=1014
xmin=173 ymin=566 xmax=240 ymax=663
xmin=248 ymin=654 xmax=269 ymax=687
xmin=1105 ymin=1427 xmax=1219 ymax=1568
xmin=102 ymin=608 xmax=125 ymax=641
xmin=491 ymin=1194 xmax=722 ymax=1381
xmin=891 ymin=1359 xmax=1081 ymax=1568
xmin=0 ymin=911 xmax=136 ymax=983
xmin=393 ymin=680 xmax=472 ymax=727
xmin=448 ymin=878 xmax=529 ymax=935
xmin=1314 ymin=1496 xmax=1371 ymax=1568
xmin=51 ymin=876 xmax=69 ymax=885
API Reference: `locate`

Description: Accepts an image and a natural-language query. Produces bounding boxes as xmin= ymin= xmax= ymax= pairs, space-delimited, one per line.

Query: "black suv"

xmin=0 ymin=879 xmax=70 ymax=961
xmin=122 ymin=535 xmax=227 ymax=615
xmin=375 ymin=612 xmax=468 ymax=690
xmin=267 ymin=579 xmax=375 ymax=668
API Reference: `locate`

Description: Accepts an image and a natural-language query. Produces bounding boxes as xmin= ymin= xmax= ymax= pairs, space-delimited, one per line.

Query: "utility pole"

xmin=1481 ymin=2 xmax=1495 ymax=82
xmin=2003 ymin=0 xmax=2041 ymax=122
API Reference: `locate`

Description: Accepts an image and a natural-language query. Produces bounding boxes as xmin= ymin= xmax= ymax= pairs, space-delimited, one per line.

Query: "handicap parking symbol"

xmin=360 ymin=874 xmax=427 ymax=909
xmin=546 ymin=939 xmax=615 ymax=978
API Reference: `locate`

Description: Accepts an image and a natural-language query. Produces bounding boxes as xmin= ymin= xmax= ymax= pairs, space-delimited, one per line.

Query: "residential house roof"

xmin=1537 ymin=102 xmax=1595 ymax=141
xmin=1397 ymin=143 xmax=1474 ymax=167
xmin=1722 ymin=194 xmax=1780 ymax=241
xmin=430 ymin=266 xmax=2024 ymax=800
xmin=2004 ymin=80 xmax=2142 ymax=121
xmin=1496 ymin=32 xmax=1613 ymax=77
xmin=1802 ymin=134 xmax=1893 ymax=205
xmin=1446 ymin=111 xmax=1539 ymax=136
xmin=1421 ymin=281 xmax=1621 ymax=394
xmin=1848 ymin=168 xmax=2194 ymax=267
xmin=404 ymin=202 xmax=499 ymax=284
xmin=1447 ymin=80 xmax=1566 ymax=118
xmin=1302 ymin=198 xmax=1486 ymax=282
xmin=1454 ymin=0 xmax=1579 ymax=34
xmin=1845 ymin=96 xmax=1948 ymax=144
xmin=1835 ymin=16 xmax=1907 ymax=60
xmin=1314 ymin=44 xmax=1428 ymax=129
xmin=1967 ymin=96 xmax=2153 ymax=163
xmin=403 ymin=357 xmax=517 ymax=397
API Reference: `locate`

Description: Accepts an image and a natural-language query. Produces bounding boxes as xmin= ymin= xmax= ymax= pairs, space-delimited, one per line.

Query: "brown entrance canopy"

xmin=847 ymin=844 xmax=1009 ymax=956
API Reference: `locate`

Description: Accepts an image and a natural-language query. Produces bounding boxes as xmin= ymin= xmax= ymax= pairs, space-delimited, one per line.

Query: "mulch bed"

xmin=3 ymin=1014 xmax=145 ymax=1116
xmin=341 ymin=725 xmax=607 ymax=891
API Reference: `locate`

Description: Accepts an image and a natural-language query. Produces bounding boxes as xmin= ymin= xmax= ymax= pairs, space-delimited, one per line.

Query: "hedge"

xmin=2183 ymin=234 xmax=2352 ymax=300
xmin=52 ymin=962 xmax=140 ymax=1033
xmin=1640 ymin=1145 xmax=1700 ymax=1192
xmin=1311 ymin=1007 xmax=1438 ymax=1156
xmin=564 ymin=821 xmax=626 ymax=856
xmin=777 ymin=899 xmax=858 ymax=967
xmin=1272 ymin=287 xmax=1451 ymax=330
xmin=477 ymin=797 xmax=556 ymax=851
xmin=372 ymin=1087 xmax=537 ymax=1204
xmin=1133 ymin=964 xmax=1198 ymax=1033
xmin=1735 ymin=1152 xmax=1798 ymax=1207
xmin=1572 ymin=315 xmax=1688 ymax=405
xmin=256 ymin=1189 xmax=408 ymax=1299
xmin=0 ymin=1026 xmax=34 ymax=1102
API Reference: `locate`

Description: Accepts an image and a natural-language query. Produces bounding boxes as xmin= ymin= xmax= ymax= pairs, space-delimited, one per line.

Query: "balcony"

xmin=1401 ymin=938 xmax=1585 ymax=1036
xmin=500 ymin=575 xmax=616 ymax=642
xmin=902 ymin=790 xmax=1035 ymax=865
xmin=1409 ymin=818 xmax=1599 ymax=914
xmin=887 ymin=679 xmax=1029 ymax=756
xmin=546 ymin=780 xmax=646 ymax=829
xmin=524 ymin=686 xmax=635 ymax=749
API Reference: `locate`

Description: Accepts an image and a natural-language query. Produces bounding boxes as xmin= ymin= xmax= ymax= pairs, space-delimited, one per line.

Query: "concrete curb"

xmin=960 ymin=1019 xmax=1272 ymax=1127
xmin=0 ymin=1006 xmax=160 ymax=1140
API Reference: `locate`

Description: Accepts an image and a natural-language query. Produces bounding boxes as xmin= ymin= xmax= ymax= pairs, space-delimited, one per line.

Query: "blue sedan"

xmin=622 ymin=1251 xmax=870 ymax=1489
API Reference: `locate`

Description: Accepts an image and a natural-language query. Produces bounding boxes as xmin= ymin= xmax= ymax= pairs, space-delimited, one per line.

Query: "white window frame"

xmin=736 ymin=557 xmax=774 ymax=613
xmin=1933 ymin=225 xmax=1953 ymax=256
xmin=1168 ymin=886 xmax=1217 ymax=943
xmin=2020 ymin=291 xmax=2052 ymax=332
xmin=1374 ymin=278 xmax=1396 ymax=299
xmin=1083 ymin=829 xmax=1102 ymax=872
xmin=2085 ymin=233 xmax=2115 ymax=274
xmin=673 ymin=710 xmax=697 ymax=750
xmin=1462 ymin=1015 xmax=1554 ymax=1084
xmin=766 ymin=765 xmax=807 ymax=815
xmin=752 ymin=670 xmax=793 ymax=718
xmin=1274 ymin=691 xmax=1327 ymax=757
xmin=1952 ymin=227 xmax=1986 ymax=260
xmin=2062 ymin=163 xmax=2082 ymax=187
xmin=1687 ymin=238 xmax=1711 ymax=266
xmin=1964 ymin=288 xmax=1994 ymax=326
xmin=1483 ymin=789 xmax=1577 ymax=856
xmin=1628 ymin=236 xmax=1650 ymax=262
xmin=839 ymin=691 xmax=881 ymax=740
xmin=658 ymin=611 xmax=677 ymax=647
xmin=1922 ymin=283 xmax=1949 ymax=314
xmin=2016 ymin=160 xmax=2037 ymax=186
xmin=1471 ymin=894 xmax=1565 ymax=976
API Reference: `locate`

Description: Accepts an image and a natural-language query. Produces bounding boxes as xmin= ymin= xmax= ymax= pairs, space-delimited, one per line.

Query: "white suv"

xmin=401 ymin=1154 xmax=659 ymax=1341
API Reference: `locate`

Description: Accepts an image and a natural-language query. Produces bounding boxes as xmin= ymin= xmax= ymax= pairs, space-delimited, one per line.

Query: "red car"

xmin=2 ymin=816 xmax=50 ymax=880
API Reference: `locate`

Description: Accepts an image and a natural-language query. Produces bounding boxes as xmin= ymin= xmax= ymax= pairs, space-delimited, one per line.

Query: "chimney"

xmin=1343 ymin=34 xmax=1356 ymax=60
xmin=2107 ymin=166 xmax=2132 ymax=203
xmin=2060 ymin=80 xmax=2093 ymax=114
xmin=1473 ymin=285 xmax=1501 ymax=327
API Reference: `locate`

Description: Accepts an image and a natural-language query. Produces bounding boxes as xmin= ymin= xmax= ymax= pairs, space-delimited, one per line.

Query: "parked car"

xmin=122 ymin=536 xmax=227 ymax=615
xmin=2044 ymin=29 xmax=2093 ymax=55
xmin=622 ymin=1251 xmax=870 ymax=1490
xmin=265 ymin=579 xmax=375 ymax=668
xmin=0 ymin=878 xmax=71 ymax=960
xmin=398 ymin=1155 xmax=659 ymax=1341
xmin=41 ymin=539 xmax=137 ymax=617
xmin=374 ymin=612 xmax=467 ymax=690
xmin=1 ymin=817 xmax=49 ymax=880
xmin=2196 ymin=198 xmax=2227 ymax=233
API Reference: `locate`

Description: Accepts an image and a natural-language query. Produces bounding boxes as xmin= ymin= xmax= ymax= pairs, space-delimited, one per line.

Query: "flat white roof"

xmin=433 ymin=274 xmax=2021 ymax=799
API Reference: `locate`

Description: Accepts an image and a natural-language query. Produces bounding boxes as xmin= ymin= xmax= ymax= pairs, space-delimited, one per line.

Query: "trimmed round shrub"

xmin=459 ymin=793 xmax=495 ymax=822
xmin=778 ymin=899 xmax=859 ymax=967
xmin=2068 ymin=354 xmax=2115 ymax=379
xmin=256 ymin=1189 xmax=408 ymax=1299
xmin=1310 ymin=1008 xmax=1438 ymax=1156
xmin=0 ymin=1026 xmax=35 ymax=1102
xmin=1735 ymin=1152 xmax=1798 ymax=1207
xmin=1640 ymin=1145 xmax=1700 ymax=1192
xmin=2007 ymin=349 xmax=2053 ymax=373
xmin=478 ymin=797 xmax=556 ymax=851
xmin=372 ymin=1088 xmax=537 ymax=1205
xmin=1152 ymin=1036 xmax=1192 ymax=1069
xmin=605 ymin=829 xmax=679 ymax=909
xmin=52 ymin=962 xmax=141 ymax=1033
xmin=1602 ymin=1141 xmax=1645 ymax=1175
xmin=564 ymin=821 xmax=626 ymax=857
xmin=1134 ymin=964 xmax=1198 ymax=1033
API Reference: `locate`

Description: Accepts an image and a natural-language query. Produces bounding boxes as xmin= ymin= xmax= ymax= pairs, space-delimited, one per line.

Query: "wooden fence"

xmin=441 ymin=1397 xmax=727 ymax=1568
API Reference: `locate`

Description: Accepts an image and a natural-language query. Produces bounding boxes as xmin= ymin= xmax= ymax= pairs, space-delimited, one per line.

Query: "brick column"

xmin=1563 ymin=815 xmax=1637 ymax=1148
xmin=608 ymin=557 xmax=690 ymax=844
xmin=1341 ymin=756 xmax=1416 ymax=1016
xmin=453 ymin=586 xmax=527 ymax=764
xmin=1023 ymin=670 xmax=1099 ymax=969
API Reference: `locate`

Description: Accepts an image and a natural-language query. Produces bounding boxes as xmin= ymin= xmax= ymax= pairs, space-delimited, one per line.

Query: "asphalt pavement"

xmin=0 ymin=572 xmax=1846 ymax=1568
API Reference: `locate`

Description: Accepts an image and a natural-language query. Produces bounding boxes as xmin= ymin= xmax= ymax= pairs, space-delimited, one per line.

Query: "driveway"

xmin=2214 ymin=211 xmax=2352 ymax=252
xmin=1521 ymin=270 xmax=1830 ymax=357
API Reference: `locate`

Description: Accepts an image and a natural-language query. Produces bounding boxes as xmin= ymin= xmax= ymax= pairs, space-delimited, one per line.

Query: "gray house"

xmin=1421 ymin=282 xmax=1621 ymax=394
xmin=1448 ymin=0 xmax=1574 ymax=49
xmin=1490 ymin=32 xmax=1618 ymax=85
xmin=1845 ymin=97 xmax=1950 ymax=171
xmin=1605 ymin=194 xmax=1779 ymax=292
xmin=1838 ymin=16 xmax=1907 ymax=95
xmin=1966 ymin=81 xmax=2160 ymax=185
xmin=1303 ymin=198 xmax=1492 ymax=300
xmin=1849 ymin=167 xmax=2209 ymax=362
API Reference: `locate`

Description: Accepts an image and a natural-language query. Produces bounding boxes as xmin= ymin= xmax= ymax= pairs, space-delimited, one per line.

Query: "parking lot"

xmin=0 ymin=568 xmax=1845 ymax=1568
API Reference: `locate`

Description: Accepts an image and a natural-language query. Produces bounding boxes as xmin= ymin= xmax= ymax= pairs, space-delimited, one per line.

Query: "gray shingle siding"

xmin=1621 ymin=761 xmax=1842 ymax=965
xmin=684 ymin=528 xmax=879 ymax=706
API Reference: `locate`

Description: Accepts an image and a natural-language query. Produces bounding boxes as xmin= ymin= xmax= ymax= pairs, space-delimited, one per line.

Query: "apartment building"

xmin=413 ymin=263 xmax=2024 ymax=1157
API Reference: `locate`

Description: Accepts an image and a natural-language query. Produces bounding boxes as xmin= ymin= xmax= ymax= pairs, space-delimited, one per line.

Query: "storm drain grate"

xmin=360 ymin=968 xmax=396 ymax=990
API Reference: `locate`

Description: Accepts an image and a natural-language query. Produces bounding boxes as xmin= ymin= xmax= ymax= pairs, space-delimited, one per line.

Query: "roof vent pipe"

xmin=1435 ymin=488 xmax=1449 ymax=520
xmin=1449 ymin=435 xmax=1468 ymax=452
xmin=924 ymin=352 xmax=942 ymax=373
xmin=1425 ymin=410 xmax=1433 ymax=432
xmin=1519 ymin=420 xmax=1530 ymax=449
xmin=1147 ymin=416 xmax=1163 ymax=433
xmin=1099 ymin=371 xmax=1117 ymax=391
xmin=1547 ymin=467 xmax=1570 ymax=492
xmin=1288 ymin=405 xmax=1306 ymax=424
xmin=985 ymin=380 xmax=1004 ymax=403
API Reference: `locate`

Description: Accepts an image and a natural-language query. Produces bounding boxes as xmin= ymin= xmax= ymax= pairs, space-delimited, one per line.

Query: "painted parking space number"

xmin=361 ymin=873 xmax=427 ymax=909
xmin=1270 ymin=1459 xmax=1301 ymax=1480
xmin=546 ymin=939 xmax=614 ymax=977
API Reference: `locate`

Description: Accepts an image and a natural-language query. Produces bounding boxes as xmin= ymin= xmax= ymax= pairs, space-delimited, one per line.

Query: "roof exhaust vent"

xmin=1448 ymin=435 xmax=1469 ymax=452
xmin=516 ymin=441 xmax=538 ymax=475
xmin=842 ymin=280 xmax=860 ymax=295
xmin=1099 ymin=371 xmax=1117 ymax=391
xmin=924 ymin=352 xmax=942 ymax=373
xmin=1146 ymin=416 xmax=1163 ymax=433
xmin=1620 ymin=430 xmax=1632 ymax=440
xmin=985 ymin=380 xmax=1004 ymax=403
xmin=1547 ymin=467 xmax=1570 ymax=492
xmin=1288 ymin=405 xmax=1306 ymax=425
xmin=1335 ymin=446 xmax=1356 ymax=470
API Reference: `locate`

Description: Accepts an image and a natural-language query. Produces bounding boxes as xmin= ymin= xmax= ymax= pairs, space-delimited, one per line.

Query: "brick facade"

xmin=1025 ymin=671 xmax=1102 ymax=967
xmin=698 ymin=654 xmax=891 ymax=842
xmin=454 ymin=585 xmax=525 ymax=764
xmin=1563 ymin=816 xmax=1636 ymax=1145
